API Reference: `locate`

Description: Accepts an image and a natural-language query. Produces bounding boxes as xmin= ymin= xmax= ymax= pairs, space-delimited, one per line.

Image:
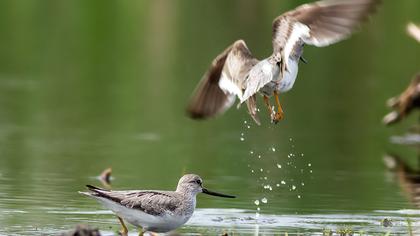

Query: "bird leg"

xmin=272 ymin=91 xmax=284 ymax=123
xmin=263 ymin=95 xmax=274 ymax=118
xmin=117 ymin=216 xmax=128 ymax=236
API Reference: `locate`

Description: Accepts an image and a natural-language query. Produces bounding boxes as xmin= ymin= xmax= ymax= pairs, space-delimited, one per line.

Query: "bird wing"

xmin=119 ymin=191 xmax=181 ymax=216
xmin=241 ymin=59 xmax=277 ymax=102
xmin=187 ymin=39 xmax=258 ymax=119
xmin=85 ymin=185 xmax=181 ymax=216
xmin=272 ymin=0 xmax=381 ymax=75
xmin=246 ymin=94 xmax=261 ymax=125
xmin=273 ymin=0 xmax=381 ymax=50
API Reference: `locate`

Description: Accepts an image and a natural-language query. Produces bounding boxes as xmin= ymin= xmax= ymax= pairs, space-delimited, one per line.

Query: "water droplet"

xmin=240 ymin=137 xmax=245 ymax=141
xmin=263 ymin=176 xmax=267 ymax=180
xmin=301 ymin=153 xmax=304 ymax=157
xmin=251 ymin=170 xmax=254 ymax=173
xmin=277 ymin=164 xmax=282 ymax=169
xmin=271 ymin=147 xmax=276 ymax=152
xmin=310 ymin=170 xmax=313 ymax=173
xmin=308 ymin=163 xmax=312 ymax=167
xmin=241 ymin=133 xmax=244 ymax=136
xmin=254 ymin=200 xmax=260 ymax=206
xmin=258 ymin=155 xmax=261 ymax=159
xmin=250 ymin=151 xmax=254 ymax=154
xmin=276 ymin=184 xmax=280 ymax=187
xmin=261 ymin=198 xmax=268 ymax=204
xmin=281 ymin=180 xmax=286 ymax=185
xmin=260 ymin=168 xmax=263 ymax=172
xmin=247 ymin=125 xmax=251 ymax=129
xmin=297 ymin=195 xmax=301 ymax=199
xmin=289 ymin=138 xmax=293 ymax=141
xmin=301 ymin=182 xmax=305 ymax=186
xmin=244 ymin=121 xmax=247 ymax=124
xmin=257 ymin=207 xmax=260 ymax=211
xmin=292 ymin=185 xmax=296 ymax=190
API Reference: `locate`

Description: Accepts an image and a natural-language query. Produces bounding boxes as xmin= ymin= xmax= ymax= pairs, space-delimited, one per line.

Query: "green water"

xmin=0 ymin=1 xmax=420 ymax=235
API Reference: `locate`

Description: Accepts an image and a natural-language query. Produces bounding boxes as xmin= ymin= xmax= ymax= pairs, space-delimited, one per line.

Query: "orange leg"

xmin=273 ymin=91 xmax=284 ymax=123
xmin=117 ymin=216 xmax=128 ymax=236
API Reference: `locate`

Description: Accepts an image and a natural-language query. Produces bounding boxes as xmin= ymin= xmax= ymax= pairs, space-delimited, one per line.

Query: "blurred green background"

xmin=0 ymin=0 xmax=419 ymax=235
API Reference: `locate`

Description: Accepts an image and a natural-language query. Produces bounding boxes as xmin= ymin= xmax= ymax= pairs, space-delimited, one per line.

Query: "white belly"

xmin=278 ymin=59 xmax=299 ymax=92
xmin=260 ymin=59 xmax=299 ymax=96
xmin=97 ymin=197 xmax=190 ymax=233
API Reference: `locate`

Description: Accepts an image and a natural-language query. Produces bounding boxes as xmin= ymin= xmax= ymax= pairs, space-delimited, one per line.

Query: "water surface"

xmin=0 ymin=0 xmax=420 ymax=235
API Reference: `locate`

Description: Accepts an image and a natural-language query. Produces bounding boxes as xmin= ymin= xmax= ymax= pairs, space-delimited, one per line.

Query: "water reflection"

xmin=97 ymin=167 xmax=112 ymax=189
xmin=0 ymin=0 xmax=420 ymax=235
xmin=384 ymin=154 xmax=420 ymax=208
xmin=383 ymin=152 xmax=420 ymax=236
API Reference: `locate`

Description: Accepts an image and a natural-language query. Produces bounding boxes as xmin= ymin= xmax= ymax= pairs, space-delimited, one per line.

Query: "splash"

xmin=241 ymin=119 xmax=313 ymax=215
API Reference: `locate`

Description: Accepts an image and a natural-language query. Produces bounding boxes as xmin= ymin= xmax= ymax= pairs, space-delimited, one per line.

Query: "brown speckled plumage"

xmin=187 ymin=0 xmax=381 ymax=124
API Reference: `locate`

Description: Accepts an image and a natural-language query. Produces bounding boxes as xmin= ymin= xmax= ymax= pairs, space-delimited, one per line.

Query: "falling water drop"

xmin=261 ymin=198 xmax=268 ymax=204
xmin=254 ymin=200 xmax=260 ymax=206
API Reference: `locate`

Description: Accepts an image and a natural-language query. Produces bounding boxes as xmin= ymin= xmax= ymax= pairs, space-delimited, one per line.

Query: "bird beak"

xmin=300 ymin=56 xmax=308 ymax=64
xmin=202 ymin=188 xmax=236 ymax=198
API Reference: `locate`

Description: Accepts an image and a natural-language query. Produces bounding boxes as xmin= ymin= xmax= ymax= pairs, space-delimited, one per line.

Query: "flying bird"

xmin=187 ymin=0 xmax=381 ymax=124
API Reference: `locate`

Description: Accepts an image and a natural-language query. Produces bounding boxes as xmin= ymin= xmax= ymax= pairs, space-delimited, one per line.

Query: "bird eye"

xmin=196 ymin=180 xmax=202 ymax=185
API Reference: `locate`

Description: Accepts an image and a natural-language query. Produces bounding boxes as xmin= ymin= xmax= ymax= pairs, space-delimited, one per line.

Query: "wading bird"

xmin=187 ymin=0 xmax=381 ymax=124
xmin=80 ymin=174 xmax=235 ymax=235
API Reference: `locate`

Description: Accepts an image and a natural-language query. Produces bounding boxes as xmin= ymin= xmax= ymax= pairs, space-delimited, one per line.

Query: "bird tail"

xmin=79 ymin=184 xmax=110 ymax=198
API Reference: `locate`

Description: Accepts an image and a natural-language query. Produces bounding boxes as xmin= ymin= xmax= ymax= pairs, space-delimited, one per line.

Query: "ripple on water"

xmin=10 ymin=207 xmax=416 ymax=235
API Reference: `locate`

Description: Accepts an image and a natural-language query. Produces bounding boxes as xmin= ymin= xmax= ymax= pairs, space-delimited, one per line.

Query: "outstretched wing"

xmin=272 ymin=0 xmax=381 ymax=65
xmin=84 ymin=185 xmax=181 ymax=216
xmin=187 ymin=40 xmax=258 ymax=119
